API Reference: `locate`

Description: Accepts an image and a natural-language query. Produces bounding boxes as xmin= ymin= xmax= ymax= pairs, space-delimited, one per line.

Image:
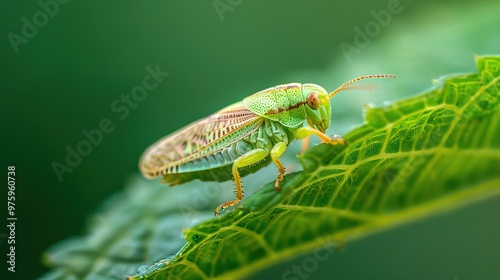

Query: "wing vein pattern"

xmin=140 ymin=103 xmax=264 ymax=178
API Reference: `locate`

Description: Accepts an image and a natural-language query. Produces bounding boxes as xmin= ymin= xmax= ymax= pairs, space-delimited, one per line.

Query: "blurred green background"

xmin=1 ymin=0 xmax=499 ymax=279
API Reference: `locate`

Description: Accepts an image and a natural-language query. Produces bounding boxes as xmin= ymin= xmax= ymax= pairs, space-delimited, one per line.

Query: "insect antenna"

xmin=342 ymin=83 xmax=378 ymax=91
xmin=323 ymin=74 xmax=396 ymax=103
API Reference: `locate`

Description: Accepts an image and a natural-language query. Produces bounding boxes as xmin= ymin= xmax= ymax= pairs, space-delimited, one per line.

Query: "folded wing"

xmin=139 ymin=102 xmax=263 ymax=178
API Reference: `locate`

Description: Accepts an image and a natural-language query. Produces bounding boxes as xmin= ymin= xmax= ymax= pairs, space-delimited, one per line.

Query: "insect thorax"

xmin=242 ymin=83 xmax=307 ymax=127
xmin=247 ymin=118 xmax=295 ymax=150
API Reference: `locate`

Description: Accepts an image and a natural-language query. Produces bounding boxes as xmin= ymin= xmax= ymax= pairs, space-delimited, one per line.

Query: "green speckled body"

xmin=140 ymin=82 xmax=330 ymax=185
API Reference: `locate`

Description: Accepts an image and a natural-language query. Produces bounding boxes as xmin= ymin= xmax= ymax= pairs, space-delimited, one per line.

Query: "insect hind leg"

xmin=214 ymin=148 xmax=269 ymax=215
xmin=270 ymin=142 xmax=287 ymax=190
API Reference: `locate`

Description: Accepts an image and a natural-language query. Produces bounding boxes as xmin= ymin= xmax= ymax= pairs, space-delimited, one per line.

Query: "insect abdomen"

xmin=161 ymin=118 xmax=294 ymax=185
xmin=161 ymin=130 xmax=266 ymax=185
xmin=177 ymin=139 xmax=254 ymax=173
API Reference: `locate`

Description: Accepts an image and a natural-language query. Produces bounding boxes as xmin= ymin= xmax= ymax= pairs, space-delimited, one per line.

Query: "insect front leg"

xmin=270 ymin=142 xmax=287 ymax=190
xmin=214 ymin=148 xmax=269 ymax=215
xmin=300 ymin=116 xmax=316 ymax=153
xmin=300 ymin=137 xmax=311 ymax=154
xmin=294 ymin=127 xmax=346 ymax=145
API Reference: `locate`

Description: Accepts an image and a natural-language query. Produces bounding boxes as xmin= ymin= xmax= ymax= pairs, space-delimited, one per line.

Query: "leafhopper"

xmin=140 ymin=74 xmax=395 ymax=214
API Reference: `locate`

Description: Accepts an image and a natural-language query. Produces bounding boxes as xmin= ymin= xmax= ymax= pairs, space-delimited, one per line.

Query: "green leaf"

xmin=42 ymin=55 xmax=500 ymax=280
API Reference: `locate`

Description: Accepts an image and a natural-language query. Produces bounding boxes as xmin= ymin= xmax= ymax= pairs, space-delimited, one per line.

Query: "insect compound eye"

xmin=306 ymin=92 xmax=320 ymax=110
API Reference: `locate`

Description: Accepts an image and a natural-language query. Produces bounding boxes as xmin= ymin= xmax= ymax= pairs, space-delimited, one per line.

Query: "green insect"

xmin=139 ymin=74 xmax=395 ymax=214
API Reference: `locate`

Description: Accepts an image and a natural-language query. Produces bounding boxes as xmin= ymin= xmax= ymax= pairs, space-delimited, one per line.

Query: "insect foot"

xmin=328 ymin=135 xmax=347 ymax=145
xmin=214 ymin=199 xmax=241 ymax=216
